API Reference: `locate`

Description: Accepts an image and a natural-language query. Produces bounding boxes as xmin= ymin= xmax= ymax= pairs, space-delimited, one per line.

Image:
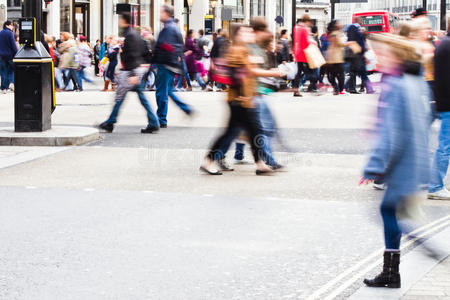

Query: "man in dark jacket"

xmin=99 ymin=14 xmax=159 ymax=134
xmin=197 ymin=29 xmax=210 ymax=51
xmin=153 ymin=4 xmax=193 ymax=128
xmin=0 ymin=20 xmax=18 ymax=93
xmin=346 ymin=17 xmax=373 ymax=94
xmin=210 ymin=29 xmax=228 ymax=60
xmin=428 ymin=27 xmax=450 ymax=200
xmin=276 ymin=29 xmax=290 ymax=65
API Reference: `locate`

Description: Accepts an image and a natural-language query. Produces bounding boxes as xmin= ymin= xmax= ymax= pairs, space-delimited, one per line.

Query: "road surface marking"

xmin=323 ymin=218 xmax=450 ymax=300
xmin=306 ymin=214 xmax=450 ymax=300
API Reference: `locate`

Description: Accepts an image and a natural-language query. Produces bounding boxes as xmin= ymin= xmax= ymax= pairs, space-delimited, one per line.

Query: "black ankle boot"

xmin=99 ymin=122 xmax=114 ymax=133
xmin=364 ymin=251 xmax=401 ymax=288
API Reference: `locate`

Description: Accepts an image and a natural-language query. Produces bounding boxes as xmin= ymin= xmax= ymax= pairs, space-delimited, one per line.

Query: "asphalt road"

xmin=0 ymin=87 xmax=448 ymax=299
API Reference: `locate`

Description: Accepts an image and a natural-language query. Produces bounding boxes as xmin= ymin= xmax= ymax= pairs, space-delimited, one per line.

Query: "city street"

xmin=0 ymin=84 xmax=449 ymax=299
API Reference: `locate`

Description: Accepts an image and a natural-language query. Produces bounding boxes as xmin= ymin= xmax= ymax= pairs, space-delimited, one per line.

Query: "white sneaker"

xmin=373 ymin=182 xmax=387 ymax=190
xmin=1 ymin=89 xmax=6 ymax=94
xmin=9 ymin=84 xmax=14 ymax=92
xmin=428 ymin=188 xmax=450 ymax=200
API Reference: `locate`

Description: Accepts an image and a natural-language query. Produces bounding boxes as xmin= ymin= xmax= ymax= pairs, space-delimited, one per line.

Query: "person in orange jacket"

xmin=292 ymin=14 xmax=317 ymax=97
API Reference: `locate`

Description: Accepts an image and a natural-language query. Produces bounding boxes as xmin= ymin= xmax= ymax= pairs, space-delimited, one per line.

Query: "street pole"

xmin=331 ymin=1 xmax=335 ymax=20
xmin=423 ymin=0 xmax=427 ymax=9
xmin=292 ymin=0 xmax=296 ymax=34
xmin=441 ymin=0 xmax=447 ymax=31
xmin=14 ymin=0 xmax=54 ymax=132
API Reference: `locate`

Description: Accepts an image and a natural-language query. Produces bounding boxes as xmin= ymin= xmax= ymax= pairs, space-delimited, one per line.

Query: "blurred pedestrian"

xmin=59 ymin=32 xmax=80 ymax=92
xmin=0 ymin=20 xmax=18 ymax=93
xmin=326 ymin=20 xmax=346 ymax=95
xmin=185 ymin=29 xmax=209 ymax=90
xmin=276 ymin=29 xmax=290 ymax=65
xmin=141 ymin=27 xmax=156 ymax=90
xmin=360 ymin=33 xmax=431 ymax=289
xmin=93 ymin=39 xmax=101 ymax=76
xmin=197 ymin=29 xmax=209 ymax=52
xmin=428 ymin=20 xmax=450 ymax=200
xmin=99 ymin=14 xmax=159 ymax=134
xmin=153 ymin=5 xmax=193 ymax=128
xmin=103 ymin=37 xmax=120 ymax=91
xmin=233 ymin=18 xmax=285 ymax=170
xmin=292 ymin=15 xmax=316 ymax=97
xmin=210 ymin=28 xmax=229 ymax=91
xmin=200 ymin=24 xmax=284 ymax=176
xmin=411 ymin=17 xmax=436 ymax=109
xmin=77 ymin=35 xmax=94 ymax=91
xmin=346 ymin=17 xmax=373 ymax=94
xmin=100 ymin=35 xmax=112 ymax=88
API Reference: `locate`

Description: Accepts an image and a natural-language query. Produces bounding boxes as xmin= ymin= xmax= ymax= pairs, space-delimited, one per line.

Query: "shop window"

xmin=60 ymin=0 xmax=71 ymax=33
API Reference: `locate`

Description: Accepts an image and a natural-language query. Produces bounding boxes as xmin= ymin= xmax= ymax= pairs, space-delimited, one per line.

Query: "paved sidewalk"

xmin=403 ymin=256 xmax=450 ymax=300
xmin=0 ymin=146 xmax=68 ymax=169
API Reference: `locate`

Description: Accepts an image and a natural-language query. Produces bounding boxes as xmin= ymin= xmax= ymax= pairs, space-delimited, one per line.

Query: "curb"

xmin=0 ymin=126 xmax=100 ymax=146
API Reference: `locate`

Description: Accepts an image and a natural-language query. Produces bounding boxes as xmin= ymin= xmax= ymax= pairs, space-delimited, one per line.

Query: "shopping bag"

xmin=304 ymin=44 xmax=326 ymax=69
xmin=100 ymin=56 xmax=109 ymax=65
xmin=278 ymin=62 xmax=297 ymax=81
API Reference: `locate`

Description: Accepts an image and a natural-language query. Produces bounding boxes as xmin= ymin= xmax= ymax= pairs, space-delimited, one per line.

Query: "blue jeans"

xmin=232 ymin=96 xmax=278 ymax=166
xmin=429 ymin=112 xmax=450 ymax=193
xmin=0 ymin=57 xmax=14 ymax=90
xmin=233 ymin=136 xmax=277 ymax=166
xmin=234 ymin=142 xmax=245 ymax=160
xmin=194 ymin=73 xmax=206 ymax=89
xmin=176 ymin=60 xmax=191 ymax=89
xmin=106 ymin=70 xmax=159 ymax=128
xmin=155 ymin=64 xmax=192 ymax=125
xmin=77 ymin=66 xmax=93 ymax=90
xmin=380 ymin=189 xmax=402 ymax=250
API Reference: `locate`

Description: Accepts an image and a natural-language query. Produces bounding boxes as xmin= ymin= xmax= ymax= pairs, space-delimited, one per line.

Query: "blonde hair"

xmin=60 ymin=32 xmax=70 ymax=42
xmin=369 ymin=33 xmax=422 ymax=62
xmin=410 ymin=17 xmax=432 ymax=32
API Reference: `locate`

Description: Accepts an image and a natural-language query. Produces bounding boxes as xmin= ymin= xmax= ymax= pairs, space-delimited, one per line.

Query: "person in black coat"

xmin=99 ymin=13 xmax=160 ymax=134
xmin=345 ymin=17 xmax=373 ymax=94
xmin=276 ymin=29 xmax=290 ymax=65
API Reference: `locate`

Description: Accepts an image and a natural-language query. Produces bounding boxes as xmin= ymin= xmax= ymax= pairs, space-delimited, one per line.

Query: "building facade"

xmin=5 ymin=0 xmax=297 ymax=42
xmin=296 ymin=0 xmax=330 ymax=35
xmin=335 ymin=0 xmax=449 ymax=30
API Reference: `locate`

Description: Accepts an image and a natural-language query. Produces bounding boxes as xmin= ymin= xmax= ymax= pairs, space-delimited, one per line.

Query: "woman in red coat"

xmin=292 ymin=14 xmax=317 ymax=97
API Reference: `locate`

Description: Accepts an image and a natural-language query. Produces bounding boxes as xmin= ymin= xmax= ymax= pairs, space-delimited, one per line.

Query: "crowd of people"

xmin=1 ymin=3 xmax=450 ymax=293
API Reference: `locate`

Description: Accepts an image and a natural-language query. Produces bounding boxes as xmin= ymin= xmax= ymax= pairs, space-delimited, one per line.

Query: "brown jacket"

xmin=326 ymin=31 xmax=346 ymax=64
xmin=226 ymin=45 xmax=257 ymax=108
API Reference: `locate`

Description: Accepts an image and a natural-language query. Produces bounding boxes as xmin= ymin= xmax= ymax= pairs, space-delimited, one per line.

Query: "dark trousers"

xmin=328 ymin=63 xmax=345 ymax=92
xmin=346 ymin=54 xmax=366 ymax=92
xmin=208 ymin=102 xmax=263 ymax=163
xmin=94 ymin=58 xmax=100 ymax=75
xmin=0 ymin=57 xmax=14 ymax=90
xmin=293 ymin=62 xmax=317 ymax=90
xmin=64 ymin=69 xmax=79 ymax=90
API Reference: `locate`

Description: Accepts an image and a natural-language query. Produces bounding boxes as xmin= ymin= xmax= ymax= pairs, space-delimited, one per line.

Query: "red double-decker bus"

xmin=352 ymin=11 xmax=400 ymax=34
